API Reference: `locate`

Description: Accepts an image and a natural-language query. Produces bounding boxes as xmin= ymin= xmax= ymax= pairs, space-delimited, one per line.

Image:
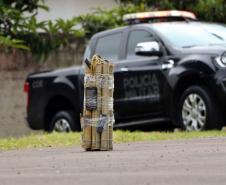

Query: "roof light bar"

xmin=123 ymin=10 xmax=196 ymax=22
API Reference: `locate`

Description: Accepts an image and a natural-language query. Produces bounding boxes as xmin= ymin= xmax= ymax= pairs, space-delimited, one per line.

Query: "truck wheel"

xmin=177 ymin=85 xmax=222 ymax=131
xmin=50 ymin=110 xmax=80 ymax=132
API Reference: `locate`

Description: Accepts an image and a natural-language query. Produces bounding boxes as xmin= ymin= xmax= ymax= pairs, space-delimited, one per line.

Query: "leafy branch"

xmin=0 ymin=0 xmax=85 ymax=62
xmin=76 ymin=5 xmax=148 ymax=39
xmin=0 ymin=32 xmax=29 ymax=53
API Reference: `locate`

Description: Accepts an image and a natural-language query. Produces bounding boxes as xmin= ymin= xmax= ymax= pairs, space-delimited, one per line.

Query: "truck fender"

xmin=167 ymin=57 xmax=215 ymax=88
xmin=45 ymin=76 xmax=81 ymax=113
xmin=53 ymin=76 xmax=75 ymax=90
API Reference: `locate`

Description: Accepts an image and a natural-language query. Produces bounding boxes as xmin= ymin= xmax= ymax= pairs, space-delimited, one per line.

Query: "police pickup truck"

xmin=24 ymin=10 xmax=226 ymax=132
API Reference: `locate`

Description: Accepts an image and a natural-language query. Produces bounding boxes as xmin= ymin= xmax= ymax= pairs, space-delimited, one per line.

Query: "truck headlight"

xmin=221 ymin=52 xmax=226 ymax=65
xmin=215 ymin=52 xmax=226 ymax=68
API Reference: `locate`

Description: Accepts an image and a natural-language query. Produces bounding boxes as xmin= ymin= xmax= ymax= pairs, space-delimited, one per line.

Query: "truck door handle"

xmin=162 ymin=60 xmax=174 ymax=70
xmin=120 ymin=67 xmax=129 ymax=72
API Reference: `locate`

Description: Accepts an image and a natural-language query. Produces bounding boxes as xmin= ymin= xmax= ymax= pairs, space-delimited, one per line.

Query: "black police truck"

xmin=24 ymin=10 xmax=226 ymax=132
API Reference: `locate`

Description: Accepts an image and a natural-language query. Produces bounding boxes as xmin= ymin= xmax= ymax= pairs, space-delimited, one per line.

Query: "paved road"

xmin=1 ymin=137 xmax=226 ymax=185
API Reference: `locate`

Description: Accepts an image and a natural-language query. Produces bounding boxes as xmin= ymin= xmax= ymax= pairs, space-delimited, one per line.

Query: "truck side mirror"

xmin=135 ymin=41 xmax=163 ymax=57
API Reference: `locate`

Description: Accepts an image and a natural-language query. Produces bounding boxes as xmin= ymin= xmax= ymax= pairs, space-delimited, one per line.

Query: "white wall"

xmin=36 ymin=0 xmax=119 ymax=22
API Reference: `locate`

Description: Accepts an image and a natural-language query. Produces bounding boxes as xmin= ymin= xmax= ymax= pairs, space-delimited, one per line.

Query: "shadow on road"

xmin=114 ymin=121 xmax=176 ymax=132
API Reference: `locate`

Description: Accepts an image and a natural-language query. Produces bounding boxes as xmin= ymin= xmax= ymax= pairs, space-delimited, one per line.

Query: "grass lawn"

xmin=0 ymin=130 xmax=226 ymax=151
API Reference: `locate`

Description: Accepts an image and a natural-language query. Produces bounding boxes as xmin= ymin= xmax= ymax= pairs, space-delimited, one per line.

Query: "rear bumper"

xmin=24 ymin=117 xmax=32 ymax=129
xmin=24 ymin=117 xmax=41 ymax=130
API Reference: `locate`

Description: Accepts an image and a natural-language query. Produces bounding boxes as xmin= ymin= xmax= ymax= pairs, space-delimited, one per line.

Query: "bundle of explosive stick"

xmin=81 ymin=54 xmax=115 ymax=151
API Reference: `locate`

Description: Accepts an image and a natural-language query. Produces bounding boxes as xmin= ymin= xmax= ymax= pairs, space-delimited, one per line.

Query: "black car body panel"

xmin=25 ymin=19 xmax=226 ymax=131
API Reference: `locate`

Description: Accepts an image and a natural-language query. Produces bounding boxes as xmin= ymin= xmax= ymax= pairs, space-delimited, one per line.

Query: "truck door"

xmin=114 ymin=29 xmax=170 ymax=118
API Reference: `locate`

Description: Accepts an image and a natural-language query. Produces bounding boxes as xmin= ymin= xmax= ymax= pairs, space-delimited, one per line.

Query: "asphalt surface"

xmin=1 ymin=137 xmax=226 ymax=185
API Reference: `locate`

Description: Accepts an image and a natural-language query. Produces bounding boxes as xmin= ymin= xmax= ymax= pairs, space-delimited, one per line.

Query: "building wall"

xmin=37 ymin=0 xmax=119 ymax=22
xmin=0 ymin=38 xmax=87 ymax=138
xmin=0 ymin=0 xmax=120 ymax=138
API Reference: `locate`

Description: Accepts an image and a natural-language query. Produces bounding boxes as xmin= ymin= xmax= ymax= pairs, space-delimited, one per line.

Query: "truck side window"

xmin=126 ymin=30 xmax=155 ymax=59
xmin=95 ymin=32 xmax=122 ymax=61
xmin=83 ymin=45 xmax=91 ymax=61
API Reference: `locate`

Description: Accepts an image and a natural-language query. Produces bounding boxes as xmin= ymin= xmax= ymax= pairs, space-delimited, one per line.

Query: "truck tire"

xmin=177 ymin=85 xmax=223 ymax=131
xmin=49 ymin=110 xmax=80 ymax=132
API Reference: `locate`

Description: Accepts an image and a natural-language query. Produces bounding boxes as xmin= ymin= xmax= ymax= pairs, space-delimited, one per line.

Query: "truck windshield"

xmin=153 ymin=23 xmax=226 ymax=48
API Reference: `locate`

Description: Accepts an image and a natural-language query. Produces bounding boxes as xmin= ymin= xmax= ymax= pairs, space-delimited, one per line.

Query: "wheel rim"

xmin=182 ymin=93 xmax=206 ymax=131
xmin=53 ymin=118 xmax=72 ymax=132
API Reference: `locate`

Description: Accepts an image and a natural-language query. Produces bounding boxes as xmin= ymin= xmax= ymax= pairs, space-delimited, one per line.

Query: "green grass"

xmin=1 ymin=130 xmax=226 ymax=151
